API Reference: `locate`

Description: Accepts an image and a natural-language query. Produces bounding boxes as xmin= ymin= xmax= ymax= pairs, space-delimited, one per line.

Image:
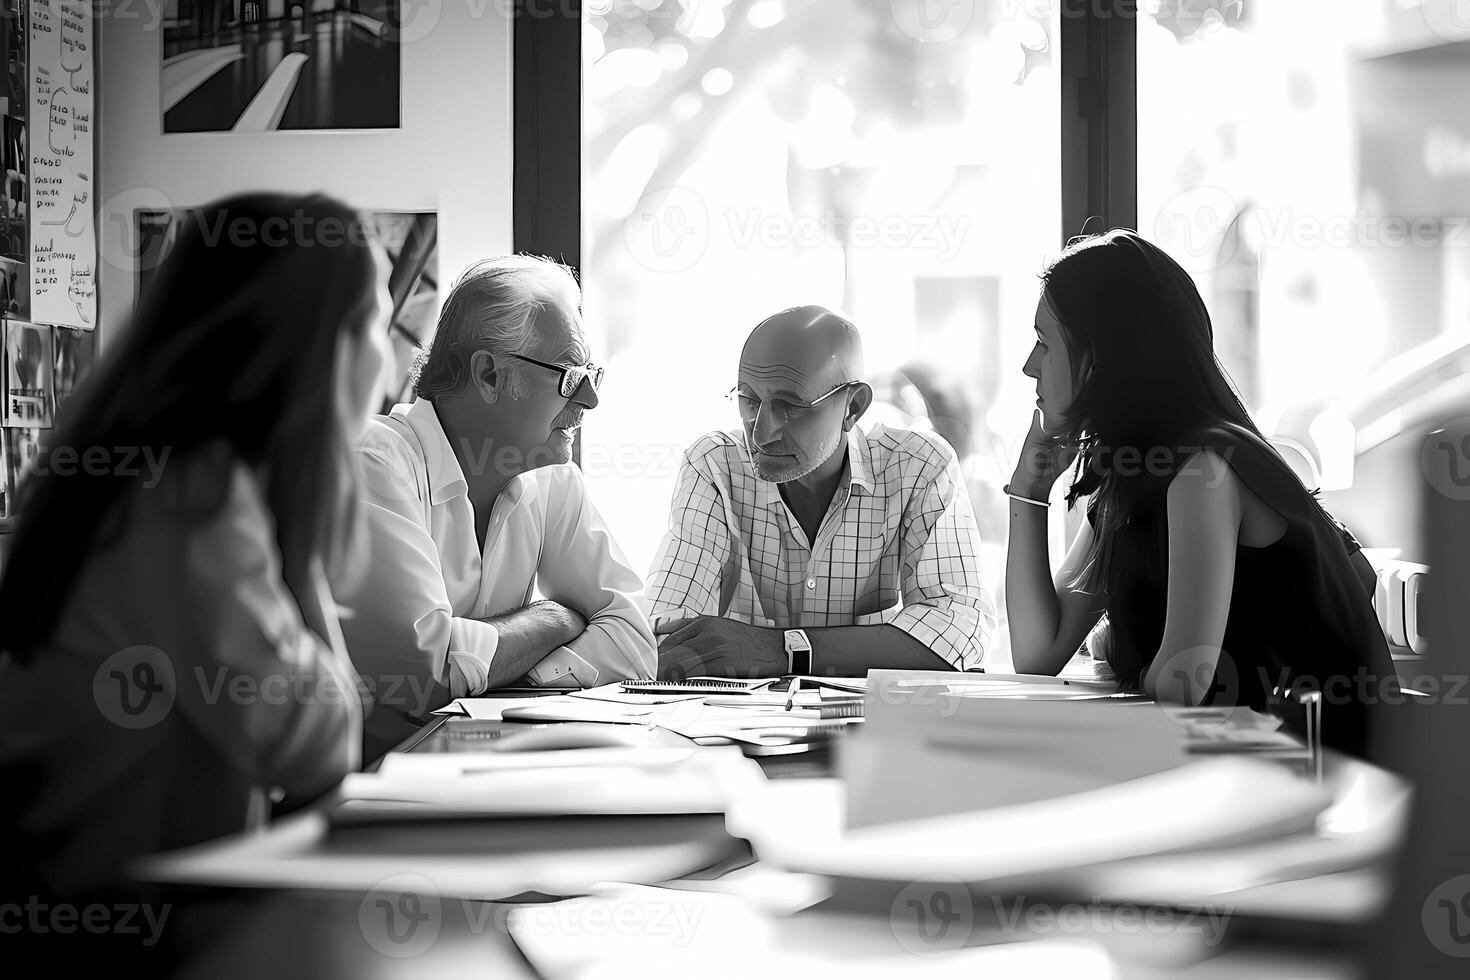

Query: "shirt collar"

xmin=845 ymin=424 xmax=876 ymax=494
xmin=744 ymin=424 xmax=875 ymax=509
xmin=392 ymin=398 xmax=469 ymax=505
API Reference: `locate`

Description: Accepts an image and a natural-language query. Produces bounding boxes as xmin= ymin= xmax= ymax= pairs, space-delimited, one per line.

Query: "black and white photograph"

xmin=51 ymin=324 xmax=93 ymax=412
xmin=162 ymin=0 xmax=402 ymax=133
xmin=1 ymin=113 xmax=24 ymax=262
xmin=8 ymin=2 xmax=1470 ymax=976
xmin=4 ymin=420 xmax=37 ymax=499
xmin=3 ymin=318 xmax=51 ymax=427
xmin=0 ymin=254 xmax=28 ymax=319
xmin=0 ymin=0 xmax=23 ymax=116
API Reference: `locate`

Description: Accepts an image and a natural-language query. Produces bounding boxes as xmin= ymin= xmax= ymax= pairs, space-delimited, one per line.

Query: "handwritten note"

xmin=29 ymin=0 xmax=94 ymax=329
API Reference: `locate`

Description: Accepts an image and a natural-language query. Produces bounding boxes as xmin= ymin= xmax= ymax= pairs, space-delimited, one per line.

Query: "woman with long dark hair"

xmin=0 ymin=193 xmax=387 ymax=911
xmin=1004 ymin=229 xmax=1394 ymax=756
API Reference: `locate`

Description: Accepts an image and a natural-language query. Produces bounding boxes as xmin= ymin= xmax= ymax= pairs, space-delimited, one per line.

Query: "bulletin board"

xmin=1 ymin=0 xmax=96 ymax=526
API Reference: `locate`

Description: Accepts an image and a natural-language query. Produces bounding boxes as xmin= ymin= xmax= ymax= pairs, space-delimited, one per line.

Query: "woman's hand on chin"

xmin=1010 ymin=408 xmax=1077 ymax=497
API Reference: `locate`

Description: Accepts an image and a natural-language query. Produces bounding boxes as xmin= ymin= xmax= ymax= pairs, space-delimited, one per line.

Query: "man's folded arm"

xmin=527 ymin=466 xmax=657 ymax=685
xmin=338 ymin=448 xmax=494 ymax=711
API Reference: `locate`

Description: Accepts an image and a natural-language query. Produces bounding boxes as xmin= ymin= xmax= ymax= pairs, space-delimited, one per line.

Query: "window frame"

xmin=515 ymin=2 xmax=1140 ymax=515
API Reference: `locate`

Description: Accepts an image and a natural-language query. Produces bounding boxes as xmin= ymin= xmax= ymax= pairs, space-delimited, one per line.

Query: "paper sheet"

xmin=510 ymin=885 xmax=1114 ymax=980
xmin=726 ymin=756 xmax=1334 ymax=883
xmin=845 ymin=688 xmax=1190 ymax=828
xmin=135 ymin=811 xmax=740 ymax=900
xmin=465 ymin=696 xmax=655 ymax=723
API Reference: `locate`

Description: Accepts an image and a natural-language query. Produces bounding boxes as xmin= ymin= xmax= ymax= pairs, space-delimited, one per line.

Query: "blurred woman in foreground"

xmin=0 ymin=193 xmax=388 ymax=919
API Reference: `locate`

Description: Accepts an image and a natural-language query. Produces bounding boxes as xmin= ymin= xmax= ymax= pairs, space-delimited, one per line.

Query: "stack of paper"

xmin=330 ymin=745 xmax=766 ymax=823
xmin=728 ymin=755 xmax=1334 ymax=884
xmin=843 ymin=675 xmax=1190 ymax=829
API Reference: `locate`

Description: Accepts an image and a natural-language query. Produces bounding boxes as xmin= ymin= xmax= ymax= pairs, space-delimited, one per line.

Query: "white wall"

xmin=96 ymin=9 xmax=514 ymax=339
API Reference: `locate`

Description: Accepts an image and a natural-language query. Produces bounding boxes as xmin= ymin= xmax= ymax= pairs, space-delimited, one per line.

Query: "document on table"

xmin=728 ymin=755 xmax=1334 ymax=883
xmin=330 ymin=745 xmax=766 ymax=823
xmin=844 ymin=672 xmax=1188 ymax=828
xmin=441 ymin=695 xmax=658 ymax=723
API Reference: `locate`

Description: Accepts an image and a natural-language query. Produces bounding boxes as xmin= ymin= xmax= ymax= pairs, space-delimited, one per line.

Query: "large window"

xmin=1139 ymin=0 xmax=1470 ymax=553
xmin=581 ymin=0 xmax=1062 ymax=664
xmin=558 ymin=0 xmax=1466 ymax=665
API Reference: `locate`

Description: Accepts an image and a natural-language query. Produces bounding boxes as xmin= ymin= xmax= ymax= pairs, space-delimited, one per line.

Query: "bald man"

xmin=647 ymin=306 xmax=996 ymax=678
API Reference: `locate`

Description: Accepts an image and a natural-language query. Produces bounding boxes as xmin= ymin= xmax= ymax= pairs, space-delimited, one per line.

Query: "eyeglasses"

xmin=727 ymin=381 xmax=855 ymax=425
xmin=506 ymin=353 xmax=605 ymax=399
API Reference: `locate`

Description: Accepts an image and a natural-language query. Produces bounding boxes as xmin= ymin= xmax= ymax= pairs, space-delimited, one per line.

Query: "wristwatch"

xmin=783 ymin=629 xmax=812 ymax=675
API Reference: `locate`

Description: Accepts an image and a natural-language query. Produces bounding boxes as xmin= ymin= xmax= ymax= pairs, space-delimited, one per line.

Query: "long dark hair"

xmin=0 ymin=192 xmax=378 ymax=662
xmin=1041 ymin=230 xmax=1264 ymax=635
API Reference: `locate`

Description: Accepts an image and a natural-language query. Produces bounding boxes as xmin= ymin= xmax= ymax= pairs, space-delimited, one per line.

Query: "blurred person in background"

xmin=0 ymin=193 xmax=385 ymax=959
xmin=1005 ymin=230 xmax=1393 ymax=756
xmin=648 ymin=305 xmax=996 ymax=678
xmin=338 ymin=256 xmax=655 ymax=761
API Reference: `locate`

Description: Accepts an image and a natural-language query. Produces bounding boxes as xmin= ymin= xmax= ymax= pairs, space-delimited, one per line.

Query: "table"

xmin=134 ymin=696 xmax=1405 ymax=979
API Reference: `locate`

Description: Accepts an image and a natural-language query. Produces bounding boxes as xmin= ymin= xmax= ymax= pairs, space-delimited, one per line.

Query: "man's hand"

xmin=655 ymin=616 xmax=788 ymax=679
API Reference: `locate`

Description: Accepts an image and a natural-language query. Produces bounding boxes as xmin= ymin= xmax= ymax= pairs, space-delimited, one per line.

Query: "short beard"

xmin=750 ymin=426 xmax=843 ymax=484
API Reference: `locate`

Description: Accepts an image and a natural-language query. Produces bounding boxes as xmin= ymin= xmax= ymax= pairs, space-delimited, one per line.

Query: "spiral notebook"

xmin=621 ymin=678 xmax=774 ymax=695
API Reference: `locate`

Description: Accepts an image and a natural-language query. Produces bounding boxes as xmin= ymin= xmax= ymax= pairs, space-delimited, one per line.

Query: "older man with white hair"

xmin=339 ymin=256 xmax=655 ymax=758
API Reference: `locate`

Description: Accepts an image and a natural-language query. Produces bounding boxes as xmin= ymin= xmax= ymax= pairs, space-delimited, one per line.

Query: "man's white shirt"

xmin=339 ymin=398 xmax=656 ymax=704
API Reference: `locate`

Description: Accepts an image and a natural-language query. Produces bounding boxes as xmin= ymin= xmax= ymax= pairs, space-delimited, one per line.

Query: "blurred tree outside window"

xmin=581 ymin=0 xmax=1064 ymax=667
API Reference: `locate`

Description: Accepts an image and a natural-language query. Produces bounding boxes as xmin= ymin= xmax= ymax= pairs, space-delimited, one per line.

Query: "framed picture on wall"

xmin=132 ymin=209 xmax=437 ymax=412
xmin=0 ymin=255 xmax=28 ymax=320
xmin=0 ymin=0 xmax=23 ymax=116
xmin=0 ymin=113 xmax=23 ymax=262
xmin=4 ymin=319 xmax=53 ymax=428
xmin=161 ymin=0 xmax=403 ymax=133
xmin=53 ymin=324 xmax=94 ymax=413
xmin=5 ymin=423 xmax=38 ymax=502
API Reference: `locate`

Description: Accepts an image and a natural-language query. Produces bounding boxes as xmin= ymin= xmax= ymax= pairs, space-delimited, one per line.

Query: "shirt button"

xmin=806 ymin=578 xmax=816 ymax=590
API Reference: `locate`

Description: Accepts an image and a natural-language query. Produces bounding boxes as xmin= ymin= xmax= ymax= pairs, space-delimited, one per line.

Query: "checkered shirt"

xmin=647 ymin=423 xmax=995 ymax=670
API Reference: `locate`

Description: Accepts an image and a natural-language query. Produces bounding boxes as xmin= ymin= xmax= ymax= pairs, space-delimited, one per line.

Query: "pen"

xmin=785 ymin=676 xmax=801 ymax=711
